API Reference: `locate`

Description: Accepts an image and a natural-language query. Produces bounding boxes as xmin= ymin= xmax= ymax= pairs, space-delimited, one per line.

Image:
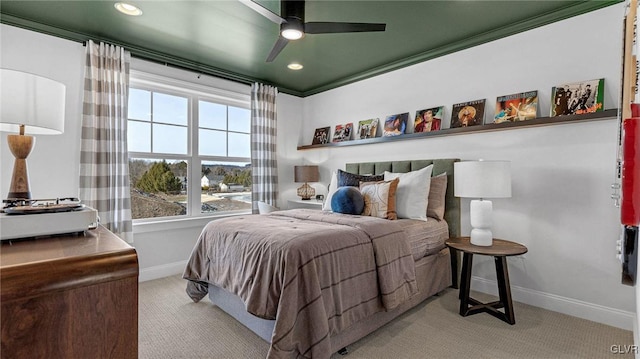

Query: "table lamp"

xmin=294 ymin=165 xmax=319 ymax=200
xmin=454 ymin=160 xmax=511 ymax=246
xmin=0 ymin=69 xmax=66 ymax=200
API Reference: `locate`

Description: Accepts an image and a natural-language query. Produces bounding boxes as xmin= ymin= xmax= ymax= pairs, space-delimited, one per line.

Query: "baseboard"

xmin=471 ymin=276 xmax=634 ymax=331
xmin=139 ymin=260 xmax=187 ymax=282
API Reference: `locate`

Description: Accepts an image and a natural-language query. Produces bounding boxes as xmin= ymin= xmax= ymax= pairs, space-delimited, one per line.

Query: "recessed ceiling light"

xmin=288 ymin=63 xmax=303 ymax=70
xmin=114 ymin=2 xmax=143 ymax=16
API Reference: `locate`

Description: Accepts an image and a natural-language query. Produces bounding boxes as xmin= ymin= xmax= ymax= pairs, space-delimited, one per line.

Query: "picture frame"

xmin=550 ymin=78 xmax=604 ymax=117
xmin=414 ymin=106 xmax=444 ymax=133
xmin=332 ymin=124 xmax=344 ymax=142
xmin=450 ymin=99 xmax=486 ymax=128
xmin=332 ymin=122 xmax=354 ymax=142
xmin=357 ymin=118 xmax=379 ymax=139
xmin=383 ymin=112 xmax=409 ymax=136
xmin=343 ymin=122 xmax=353 ymax=141
xmin=494 ymin=91 xmax=538 ymax=123
xmin=312 ymin=126 xmax=330 ymax=145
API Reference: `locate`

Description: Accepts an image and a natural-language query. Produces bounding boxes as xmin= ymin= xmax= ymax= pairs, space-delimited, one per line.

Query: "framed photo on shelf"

xmin=332 ymin=124 xmax=344 ymax=142
xmin=357 ymin=118 xmax=379 ymax=139
xmin=494 ymin=91 xmax=538 ymax=123
xmin=332 ymin=122 xmax=354 ymax=142
xmin=550 ymin=78 xmax=604 ymax=117
xmin=343 ymin=122 xmax=353 ymax=141
xmin=383 ymin=112 xmax=409 ymax=136
xmin=414 ymin=106 xmax=444 ymax=133
xmin=450 ymin=99 xmax=486 ymax=128
xmin=312 ymin=126 xmax=330 ymax=145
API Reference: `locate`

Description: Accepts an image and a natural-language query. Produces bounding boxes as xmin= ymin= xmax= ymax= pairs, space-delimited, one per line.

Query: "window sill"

xmin=132 ymin=210 xmax=251 ymax=234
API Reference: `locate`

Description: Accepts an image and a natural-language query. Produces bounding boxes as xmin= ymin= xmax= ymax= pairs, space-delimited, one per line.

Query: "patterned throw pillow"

xmin=427 ymin=173 xmax=447 ymax=220
xmin=337 ymin=169 xmax=384 ymax=187
xmin=359 ymin=178 xmax=399 ymax=220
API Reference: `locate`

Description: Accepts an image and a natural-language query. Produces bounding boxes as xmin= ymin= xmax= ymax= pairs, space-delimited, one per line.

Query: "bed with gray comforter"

xmin=184 ymin=158 xmax=460 ymax=359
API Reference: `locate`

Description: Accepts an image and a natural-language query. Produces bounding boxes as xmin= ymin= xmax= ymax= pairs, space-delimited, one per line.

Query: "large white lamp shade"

xmin=454 ymin=160 xmax=511 ymax=246
xmin=1 ymin=69 xmax=65 ymax=135
xmin=0 ymin=69 xmax=66 ymax=199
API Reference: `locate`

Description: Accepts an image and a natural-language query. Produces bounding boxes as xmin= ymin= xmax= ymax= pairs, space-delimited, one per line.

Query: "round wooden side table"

xmin=446 ymin=237 xmax=528 ymax=325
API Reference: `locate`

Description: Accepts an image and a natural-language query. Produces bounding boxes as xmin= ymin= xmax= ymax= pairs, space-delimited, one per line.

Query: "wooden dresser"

xmin=0 ymin=225 xmax=139 ymax=359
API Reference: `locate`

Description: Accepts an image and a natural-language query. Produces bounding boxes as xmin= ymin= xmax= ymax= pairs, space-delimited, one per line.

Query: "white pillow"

xmin=384 ymin=164 xmax=433 ymax=220
xmin=323 ymin=171 xmax=338 ymax=211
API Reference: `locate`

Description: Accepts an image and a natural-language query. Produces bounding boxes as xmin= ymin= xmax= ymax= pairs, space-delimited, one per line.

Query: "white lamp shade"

xmin=454 ymin=160 xmax=512 ymax=198
xmin=0 ymin=69 xmax=66 ymax=135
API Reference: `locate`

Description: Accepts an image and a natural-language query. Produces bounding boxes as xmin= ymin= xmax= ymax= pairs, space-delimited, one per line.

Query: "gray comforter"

xmin=183 ymin=209 xmax=417 ymax=359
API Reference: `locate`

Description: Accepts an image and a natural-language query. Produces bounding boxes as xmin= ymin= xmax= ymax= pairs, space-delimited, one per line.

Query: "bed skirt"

xmin=207 ymin=246 xmax=451 ymax=353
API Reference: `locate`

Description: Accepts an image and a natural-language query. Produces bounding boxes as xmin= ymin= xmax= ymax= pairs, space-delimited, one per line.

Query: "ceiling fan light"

xmin=281 ymin=20 xmax=304 ymax=40
xmin=282 ymin=28 xmax=303 ymax=40
xmin=114 ymin=2 xmax=143 ymax=16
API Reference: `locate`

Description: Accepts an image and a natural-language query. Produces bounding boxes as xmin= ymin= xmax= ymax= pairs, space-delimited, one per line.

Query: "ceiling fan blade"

xmin=238 ymin=0 xmax=285 ymax=25
xmin=266 ymin=36 xmax=289 ymax=62
xmin=305 ymin=22 xmax=386 ymax=34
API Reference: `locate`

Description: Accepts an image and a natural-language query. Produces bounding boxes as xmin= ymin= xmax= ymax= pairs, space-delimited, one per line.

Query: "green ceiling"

xmin=0 ymin=0 xmax=622 ymax=97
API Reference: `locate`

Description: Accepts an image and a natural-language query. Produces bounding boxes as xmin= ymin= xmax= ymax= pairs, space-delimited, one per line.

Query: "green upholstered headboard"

xmin=345 ymin=158 xmax=460 ymax=238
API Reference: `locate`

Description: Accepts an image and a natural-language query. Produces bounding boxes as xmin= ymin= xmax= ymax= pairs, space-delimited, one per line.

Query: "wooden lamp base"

xmin=7 ymin=133 xmax=34 ymax=199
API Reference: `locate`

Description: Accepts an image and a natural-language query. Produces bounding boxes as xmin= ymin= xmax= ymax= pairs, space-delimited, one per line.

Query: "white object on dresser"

xmin=288 ymin=199 xmax=323 ymax=210
xmin=0 ymin=207 xmax=99 ymax=240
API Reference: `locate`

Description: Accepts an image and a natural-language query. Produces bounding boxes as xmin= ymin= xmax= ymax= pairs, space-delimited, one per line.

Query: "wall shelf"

xmin=297 ymin=108 xmax=619 ymax=151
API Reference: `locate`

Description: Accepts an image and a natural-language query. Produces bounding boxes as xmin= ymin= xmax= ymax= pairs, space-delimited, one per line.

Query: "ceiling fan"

xmin=239 ymin=0 xmax=386 ymax=62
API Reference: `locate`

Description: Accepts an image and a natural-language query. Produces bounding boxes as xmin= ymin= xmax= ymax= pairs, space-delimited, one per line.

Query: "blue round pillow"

xmin=331 ymin=186 xmax=364 ymax=215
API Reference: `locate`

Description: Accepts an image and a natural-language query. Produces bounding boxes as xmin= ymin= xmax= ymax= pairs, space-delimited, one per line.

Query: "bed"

xmin=183 ymin=158 xmax=460 ymax=359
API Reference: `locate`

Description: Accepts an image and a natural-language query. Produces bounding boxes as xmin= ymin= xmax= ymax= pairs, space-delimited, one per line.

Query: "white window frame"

xmin=128 ymin=70 xmax=251 ymax=224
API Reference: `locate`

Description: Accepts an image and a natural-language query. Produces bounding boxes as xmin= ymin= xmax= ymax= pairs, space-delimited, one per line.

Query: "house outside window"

xmin=127 ymin=71 xmax=251 ymax=221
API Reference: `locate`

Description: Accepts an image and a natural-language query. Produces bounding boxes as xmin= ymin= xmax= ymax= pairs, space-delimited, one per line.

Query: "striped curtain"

xmin=79 ymin=40 xmax=133 ymax=242
xmin=250 ymin=83 xmax=279 ymax=214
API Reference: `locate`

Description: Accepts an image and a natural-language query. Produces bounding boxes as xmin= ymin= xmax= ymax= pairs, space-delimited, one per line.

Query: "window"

xmin=127 ymin=72 xmax=251 ymax=220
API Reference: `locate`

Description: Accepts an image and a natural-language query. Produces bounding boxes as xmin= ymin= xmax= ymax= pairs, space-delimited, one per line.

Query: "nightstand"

xmin=446 ymin=237 xmax=527 ymax=325
xmin=288 ymin=199 xmax=323 ymax=210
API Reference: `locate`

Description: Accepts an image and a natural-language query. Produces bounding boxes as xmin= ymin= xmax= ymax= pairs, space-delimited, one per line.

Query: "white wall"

xmin=2 ymin=2 xmax=635 ymax=330
xmin=294 ymin=3 xmax=635 ymax=329
xmin=277 ymin=93 xmax=306 ymax=203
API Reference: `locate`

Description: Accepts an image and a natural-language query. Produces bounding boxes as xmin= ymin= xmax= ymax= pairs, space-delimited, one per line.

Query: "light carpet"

xmin=139 ymin=275 xmax=634 ymax=359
